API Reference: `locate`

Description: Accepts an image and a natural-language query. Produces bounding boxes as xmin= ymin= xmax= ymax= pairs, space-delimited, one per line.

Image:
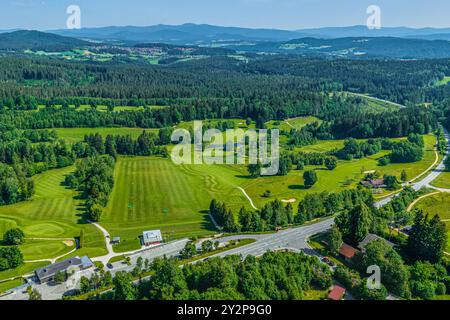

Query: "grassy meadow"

xmin=412 ymin=192 xmax=450 ymax=251
xmin=53 ymin=127 xmax=156 ymax=144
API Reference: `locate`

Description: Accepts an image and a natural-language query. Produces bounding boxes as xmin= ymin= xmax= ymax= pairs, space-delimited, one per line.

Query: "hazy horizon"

xmin=1 ymin=0 xmax=450 ymax=30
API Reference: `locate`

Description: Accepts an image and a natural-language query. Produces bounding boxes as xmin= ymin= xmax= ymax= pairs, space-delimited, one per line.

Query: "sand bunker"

xmin=282 ymin=199 xmax=296 ymax=203
xmin=63 ymin=240 xmax=74 ymax=247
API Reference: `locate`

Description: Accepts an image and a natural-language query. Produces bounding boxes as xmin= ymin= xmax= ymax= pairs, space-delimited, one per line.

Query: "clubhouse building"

xmin=142 ymin=230 xmax=163 ymax=246
xmin=34 ymin=256 xmax=94 ymax=284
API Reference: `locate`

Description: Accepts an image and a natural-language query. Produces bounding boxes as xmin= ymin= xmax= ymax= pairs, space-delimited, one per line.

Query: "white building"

xmin=142 ymin=230 xmax=163 ymax=246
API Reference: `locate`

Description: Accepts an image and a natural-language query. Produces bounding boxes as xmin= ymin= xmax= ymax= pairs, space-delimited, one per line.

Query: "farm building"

xmin=142 ymin=230 xmax=163 ymax=246
xmin=361 ymin=178 xmax=386 ymax=189
xmin=35 ymin=256 xmax=94 ymax=284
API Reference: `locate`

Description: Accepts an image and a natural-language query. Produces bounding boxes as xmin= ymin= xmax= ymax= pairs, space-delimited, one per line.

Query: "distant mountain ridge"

xmin=48 ymin=23 xmax=450 ymax=44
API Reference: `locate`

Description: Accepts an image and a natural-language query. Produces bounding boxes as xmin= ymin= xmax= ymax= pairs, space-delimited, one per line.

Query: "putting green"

xmin=0 ymin=166 xmax=107 ymax=261
xmin=19 ymin=240 xmax=75 ymax=261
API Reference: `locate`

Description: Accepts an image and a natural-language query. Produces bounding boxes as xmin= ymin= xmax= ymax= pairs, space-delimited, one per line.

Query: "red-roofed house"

xmin=328 ymin=285 xmax=346 ymax=301
xmin=338 ymin=243 xmax=358 ymax=261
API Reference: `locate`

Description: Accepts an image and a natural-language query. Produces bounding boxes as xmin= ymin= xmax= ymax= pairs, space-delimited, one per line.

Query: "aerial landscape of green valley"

xmin=1 ymin=0 xmax=450 ymax=314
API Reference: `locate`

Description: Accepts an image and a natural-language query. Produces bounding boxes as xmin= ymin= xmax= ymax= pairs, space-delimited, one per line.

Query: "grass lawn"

xmin=101 ymin=133 xmax=437 ymax=247
xmin=243 ymin=134 xmax=436 ymax=208
xmin=266 ymin=117 xmax=321 ymax=131
xmin=437 ymin=76 xmax=450 ymax=86
xmin=296 ymin=140 xmax=345 ymax=153
xmin=52 ymin=127 xmax=156 ymax=144
xmin=19 ymin=240 xmax=75 ymax=261
xmin=412 ymin=193 xmax=450 ymax=251
xmin=113 ymin=238 xmax=142 ymax=253
xmin=0 ymin=166 xmax=107 ymax=261
xmin=103 ymin=157 xmax=228 ymax=249
xmin=0 ymin=278 xmax=25 ymax=294
xmin=0 ymin=261 xmax=47 ymax=282
xmin=431 ymin=171 xmax=450 ymax=189
xmin=412 ymin=193 xmax=450 ymax=220
xmin=303 ymin=288 xmax=329 ymax=300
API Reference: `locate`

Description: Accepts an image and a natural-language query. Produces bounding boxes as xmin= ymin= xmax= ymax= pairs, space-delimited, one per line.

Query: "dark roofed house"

xmin=361 ymin=178 xmax=386 ymax=189
xmin=338 ymin=243 xmax=358 ymax=261
xmin=358 ymin=234 xmax=395 ymax=253
xmin=328 ymin=285 xmax=346 ymax=301
xmin=35 ymin=256 xmax=94 ymax=284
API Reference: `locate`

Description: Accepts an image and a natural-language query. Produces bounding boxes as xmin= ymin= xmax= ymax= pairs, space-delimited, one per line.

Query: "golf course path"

xmin=284 ymin=120 xmax=296 ymax=129
xmin=407 ymin=191 xmax=440 ymax=212
xmin=237 ymin=187 xmax=258 ymax=210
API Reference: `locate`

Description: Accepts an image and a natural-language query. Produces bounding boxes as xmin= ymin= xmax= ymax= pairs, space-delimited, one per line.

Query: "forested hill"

xmin=0 ymin=30 xmax=91 ymax=51
xmin=228 ymin=37 xmax=450 ymax=59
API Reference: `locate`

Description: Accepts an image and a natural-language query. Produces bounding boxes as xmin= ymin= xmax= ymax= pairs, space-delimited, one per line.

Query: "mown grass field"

xmin=102 ymin=133 xmax=437 ymax=251
xmin=412 ymin=192 xmax=450 ymax=251
xmin=431 ymin=171 xmax=450 ymax=189
xmin=53 ymin=127 xmax=156 ymax=144
xmin=266 ymin=117 xmax=321 ymax=131
xmin=0 ymin=166 xmax=107 ymax=271
xmin=102 ymin=157 xmax=249 ymax=251
xmin=19 ymin=240 xmax=75 ymax=261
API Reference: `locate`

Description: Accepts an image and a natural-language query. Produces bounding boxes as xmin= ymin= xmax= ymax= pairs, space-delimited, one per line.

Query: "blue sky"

xmin=1 ymin=0 xmax=450 ymax=30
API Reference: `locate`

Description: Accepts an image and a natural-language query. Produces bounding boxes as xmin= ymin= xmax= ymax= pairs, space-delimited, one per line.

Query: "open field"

xmin=295 ymin=140 xmax=345 ymax=153
xmin=0 ymin=166 xmax=107 ymax=262
xmin=431 ymin=171 xmax=450 ymax=189
xmin=265 ymin=117 xmax=321 ymax=131
xmin=437 ymin=76 xmax=450 ymax=86
xmin=52 ymin=127 xmax=156 ymax=144
xmin=345 ymin=92 xmax=403 ymax=112
xmin=102 ymin=157 xmax=249 ymax=251
xmin=413 ymin=193 xmax=450 ymax=220
xmin=102 ymin=134 xmax=436 ymax=250
xmin=412 ymin=192 xmax=450 ymax=251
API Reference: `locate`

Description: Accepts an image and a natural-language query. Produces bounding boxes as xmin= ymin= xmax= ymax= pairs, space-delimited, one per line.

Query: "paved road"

xmin=375 ymin=127 xmax=449 ymax=208
xmin=209 ymin=218 xmax=335 ymax=259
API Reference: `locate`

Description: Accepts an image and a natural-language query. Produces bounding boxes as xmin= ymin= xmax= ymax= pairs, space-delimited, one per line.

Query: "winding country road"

xmin=375 ymin=127 xmax=450 ymax=208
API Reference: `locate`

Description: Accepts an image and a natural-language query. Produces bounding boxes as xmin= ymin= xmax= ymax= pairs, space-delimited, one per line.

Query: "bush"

xmin=3 ymin=228 xmax=25 ymax=245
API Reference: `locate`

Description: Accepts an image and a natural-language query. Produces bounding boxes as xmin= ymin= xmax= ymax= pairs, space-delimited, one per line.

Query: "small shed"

xmin=111 ymin=237 xmax=121 ymax=244
xmin=328 ymin=285 xmax=346 ymax=301
xmin=339 ymin=243 xmax=358 ymax=261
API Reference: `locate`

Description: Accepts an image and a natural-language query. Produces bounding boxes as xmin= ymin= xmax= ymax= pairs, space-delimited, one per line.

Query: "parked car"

xmin=321 ymin=257 xmax=335 ymax=267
